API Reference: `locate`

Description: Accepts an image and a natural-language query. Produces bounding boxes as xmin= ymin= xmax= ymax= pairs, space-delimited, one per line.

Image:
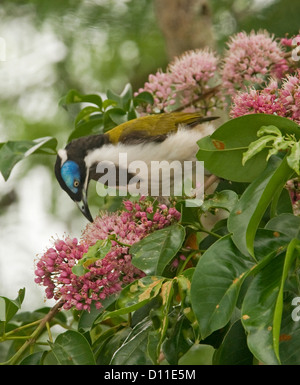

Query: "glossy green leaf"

xmin=0 ymin=137 xmax=57 ymax=180
xmin=131 ymin=224 xmax=186 ymax=275
xmin=201 ymin=190 xmax=238 ymax=213
xmin=110 ymin=318 xmax=153 ymax=365
xmin=242 ymin=134 xmax=277 ymax=165
xmin=106 ymin=83 xmax=133 ymax=110
xmin=68 ymin=115 xmax=104 ymax=141
xmin=265 ymin=213 xmax=300 ymax=239
xmin=72 ymin=239 xmax=112 ymax=276
xmin=133 ymin=91 xmax=154 ymax=107
xmin=107 ymin=107 xmax=128 ymax=125
xmin=59 ymin=89 xmax=103 ymax=109
xmin=97 ymin=276 xmax=165 ymax=322
xmin=197 ymin=114 xmax=300 ymax=182
xmin=94 ymin=326 xmax=131 ymax=365
xmin=287 ymin=141 xmax=300 ymax=174
xmin=0 ymin=288 xmax=25 ymax=331
xmin=19 ymin=351 xmax=44 ymax=365
xmin=253 ymin=228 xmax=293 ymax=261
xmin=278 ymin=294 xmax=300 ymax=365
xmin=258 ymin=125 xmax=283 ymax=137
xmin=162 ymin=315 xmax=194 ymax=365
xmin=272 ymin=239 xmax=300 ymax=362
xmin=213 ymin=320 xmax=253 ymax=365
xmin=241 ymin=252 xmax=286 ymax=365
xmin=74 ymin=106 xmax=102 ymax=125
xmin=228 ymin=156 xmax=295 ymax=257
xmin=190 ymin=235 xmax=255 ymax=339
xmin=49 ymin=330 xmax=96 ymax=365
xmin=178 ymin=344 xmax=215 ymax=365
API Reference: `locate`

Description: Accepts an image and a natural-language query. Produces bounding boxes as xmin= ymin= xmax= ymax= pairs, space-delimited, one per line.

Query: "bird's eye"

xmin=73 ymin=180 xmax=80 ymax=188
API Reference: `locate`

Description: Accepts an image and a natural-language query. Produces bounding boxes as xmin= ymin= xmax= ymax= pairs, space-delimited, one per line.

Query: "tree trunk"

xmin=154 ymin=0 xmax=215 ymax=61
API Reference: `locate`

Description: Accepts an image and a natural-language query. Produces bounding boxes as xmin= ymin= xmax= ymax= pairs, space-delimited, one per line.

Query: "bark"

xmin=154 ymin=0 xmax=215 ymax=61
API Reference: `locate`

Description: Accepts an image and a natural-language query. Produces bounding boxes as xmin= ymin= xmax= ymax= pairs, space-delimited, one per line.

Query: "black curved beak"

xmin=76 ymin=189 xmax=93 ymax=222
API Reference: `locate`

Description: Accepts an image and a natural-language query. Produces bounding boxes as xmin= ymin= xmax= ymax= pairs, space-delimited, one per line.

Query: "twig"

xmin=174 ymin=85 xmax=221 ymax=112
xmin=204 ymin=174 xmax=219 ymax=191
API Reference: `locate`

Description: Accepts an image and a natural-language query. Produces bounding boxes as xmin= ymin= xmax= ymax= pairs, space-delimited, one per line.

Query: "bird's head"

xmin=55 ymin=149 xmax=93 ymax=222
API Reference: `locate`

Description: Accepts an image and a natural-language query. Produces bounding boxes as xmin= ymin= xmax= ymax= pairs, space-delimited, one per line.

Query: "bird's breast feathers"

xmin=84 ymin=123 xmax=214 ymax=169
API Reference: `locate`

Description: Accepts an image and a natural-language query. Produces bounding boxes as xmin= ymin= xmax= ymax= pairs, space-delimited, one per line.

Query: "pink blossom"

xmin=134 ymin=70 xmax=176 ymax=113
xmin=35 ymin=198 xmax=181 ymax=311
xmin=230 ymin=72 xmax=300 ymax=124
xmin=168 ymin=49 xmax=220 ymax=112
xmin=280 ymin=72 xmax=300 ymax=123
xmin=230 ymin=83 xmax=286 ymax=118
xmin=222 ymin=30 xmax=287 ymax=96
xmin=169 ymin=49 xmax=218 ymax=90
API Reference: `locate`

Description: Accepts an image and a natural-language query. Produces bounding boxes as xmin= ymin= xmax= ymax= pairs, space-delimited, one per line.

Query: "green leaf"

xmin=213 ymin=320 xmax=253 ymax=365
xmin=59 ymin=89 xmax=103 ymax=109
xmin=72 ymin=239 xmax=112 ymax=276
xmin=102 ymin=99 xmax=118 ymax=110
xmin=110 ymin=318 xmax=153 ymax=365
xmin=97 ymin=276 xmax=165 ymax=322
xmin=272 ymin=239 xmax=300 ymax=362
xmin=241 ymin=251 xmax=286 ymax=365
xmin=278 ymin=294 xmax=300 ymax=365
xmin=201 ymin=190 xmax=238 ymax=213
xmin=68 ymin=115 xmax=104 ymax=141
xmin=228 ymin=156 xmax=295 ymax=257
xmin=287 ymin=141 xmax=300 ymax=174
xmin=107 ymin=107 xmax=128 ymax=126
xmin=197 ymin=114 xmax=300 ymax=182
xmin=242 ymin=135 xmax=277 ymax=165
xmin=19 ymin=351 xmax=44 ymax=365
xmin=178 ymin=344 xmax=215 ymax=365
xmin=190 ymin=235 xmax=255 ymax=339
xmin=74 ymin=106 xmax=102 ymax=125
xmin=106 ymin=83 xmax=133 ymax=110
xmin=94 ymin=326 xmax=131 ymax=365
xmin=49 ymin=330 xmax=96 ymax=365
xmin=162 ymin=315 xmax=194 ymax=365
xmin=257 ymin=125 xmax=283 ymax=137
xmin=265 ymin=213 xmax=300 ymax=239
xmin=0 ymin=288 xmax=25 ymax=333
xmin=130 ymin=224 xmax=186 ymax=275
xmin=133 ymin=91 xmax=154 ymax=106
xmin=0 ymin=137 xmax=57 ymax=180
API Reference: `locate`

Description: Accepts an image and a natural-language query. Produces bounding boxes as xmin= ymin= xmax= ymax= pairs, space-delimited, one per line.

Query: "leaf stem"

xmin=177 ymin=250 xmax=199 ymax=275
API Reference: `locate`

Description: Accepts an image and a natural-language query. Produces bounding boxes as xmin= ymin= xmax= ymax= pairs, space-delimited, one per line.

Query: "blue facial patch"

xmin=60 ymin=160 xmax=81 ymax=194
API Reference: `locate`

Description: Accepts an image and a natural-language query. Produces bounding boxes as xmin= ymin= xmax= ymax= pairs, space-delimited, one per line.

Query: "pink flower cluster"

xmin=230 ymin=71 xmax=300 ymax=124
xmin=169 ymin=49 xmax=219 ymax=110
xmin=135 ymin=70 xmax=176 ymax=114
xmin=221 ymin=30 xmax=287 ymax=95
xmin=135 ymin=49 xmax=219 ymax=113
xmin=35 ymin=199 xmax=181 ymax=311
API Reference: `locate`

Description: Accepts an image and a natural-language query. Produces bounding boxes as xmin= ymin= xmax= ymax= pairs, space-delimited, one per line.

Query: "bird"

xmin=55 ymin=111 xmax=217 ymax=222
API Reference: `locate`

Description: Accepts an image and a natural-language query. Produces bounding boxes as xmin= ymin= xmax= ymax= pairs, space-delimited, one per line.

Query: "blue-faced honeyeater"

xmin=55 ymin=112 xmax=217 ymax=222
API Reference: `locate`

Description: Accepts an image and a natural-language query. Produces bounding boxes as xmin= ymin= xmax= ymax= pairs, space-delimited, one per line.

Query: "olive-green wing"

xmin=107 ymin=112 xmax=211 ymax=144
